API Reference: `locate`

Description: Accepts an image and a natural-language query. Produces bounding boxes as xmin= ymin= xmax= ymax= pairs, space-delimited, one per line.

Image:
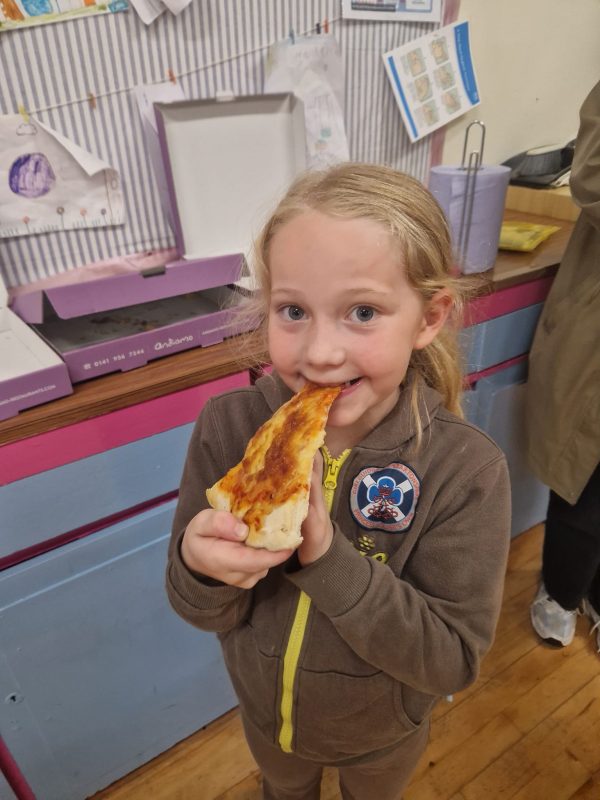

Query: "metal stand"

xmin=457 ymin=120 xmax=486 ymax=269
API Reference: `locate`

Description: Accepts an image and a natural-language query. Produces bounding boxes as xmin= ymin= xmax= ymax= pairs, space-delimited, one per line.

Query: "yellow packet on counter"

xmin=499 ymin=221 xmax=560 ymax=252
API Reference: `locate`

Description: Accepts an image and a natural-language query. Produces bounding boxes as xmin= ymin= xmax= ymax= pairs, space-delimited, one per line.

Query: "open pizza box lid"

xmin=154 ymin=92 xmax=306 ymax=267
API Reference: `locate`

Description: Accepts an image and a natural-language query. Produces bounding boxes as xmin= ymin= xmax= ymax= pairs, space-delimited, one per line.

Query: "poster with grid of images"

xmin=383 ymin=21 xmax=480 ymax=142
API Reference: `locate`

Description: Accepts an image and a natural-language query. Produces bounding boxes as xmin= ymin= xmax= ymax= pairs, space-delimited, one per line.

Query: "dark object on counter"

xmin=502 ymin=140 xmax=575 ymax=188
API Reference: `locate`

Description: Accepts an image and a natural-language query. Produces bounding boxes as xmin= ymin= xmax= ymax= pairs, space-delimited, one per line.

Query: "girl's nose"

xmin=304 ymin=323 xmax=345 ymax=367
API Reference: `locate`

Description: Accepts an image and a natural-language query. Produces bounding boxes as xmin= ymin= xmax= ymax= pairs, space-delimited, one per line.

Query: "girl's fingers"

xmin=215 ymin=539 xmax=293 ymax=571
xmin=191 ymin=509 xmax=248 ymax=542
xmin=184 ymin=510 xmax=293 ymax=586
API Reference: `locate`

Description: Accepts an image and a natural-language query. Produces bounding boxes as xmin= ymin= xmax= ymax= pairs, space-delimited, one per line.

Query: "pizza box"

xmin=9 ymin=249 xmax=247 ymax=383
xmin=0 ymin=274 xmax=72 ymax=421
xmin=9 ymin=93 xmax=306 ymax=383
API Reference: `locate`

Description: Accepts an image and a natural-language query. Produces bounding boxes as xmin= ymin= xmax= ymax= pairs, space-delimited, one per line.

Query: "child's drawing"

xmin=9 ymin=153 xmax=56 ymax=198
xmin=0 ymin=114 xmax=124 ymax=238
xmin=0 ymin=0 xmax=128 ymax=32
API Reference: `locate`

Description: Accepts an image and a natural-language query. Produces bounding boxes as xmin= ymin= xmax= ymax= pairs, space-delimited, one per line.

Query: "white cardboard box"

xmin=0 ymin=276 xmax=72 ymax=421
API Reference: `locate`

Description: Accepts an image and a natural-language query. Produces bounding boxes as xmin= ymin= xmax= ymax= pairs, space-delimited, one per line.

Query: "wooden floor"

xmin=92 ymin=525 xmax=600 ymax=800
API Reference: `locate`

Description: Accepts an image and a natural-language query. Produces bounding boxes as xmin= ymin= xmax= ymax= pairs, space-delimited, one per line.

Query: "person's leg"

xmin=542 ymin=465 xmax=600 ymax=609
xmin=583 ymin=563 xmax=600 ymax=653
xmin=531 ymin=464 xmax=600 ymax=647
xmin=337 ymin=721 xmax=429 ymax=800
xmin=241 ymin=717 xmax=323 ymax=800
xmin=589 ymin=565 xmax=600 ymax=614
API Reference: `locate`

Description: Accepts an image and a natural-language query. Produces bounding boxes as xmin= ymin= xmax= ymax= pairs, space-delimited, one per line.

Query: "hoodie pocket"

xmin=219 ymin=623 xmax=280 ymax=741
xmin=294 ymin=669 xmax=419 ymax=760
xmin=396 ymin=683 xmax=437 ymax=729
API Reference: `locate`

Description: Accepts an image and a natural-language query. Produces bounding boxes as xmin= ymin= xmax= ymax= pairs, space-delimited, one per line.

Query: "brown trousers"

xmin=242 ymin=716 xmax=430 ymax=800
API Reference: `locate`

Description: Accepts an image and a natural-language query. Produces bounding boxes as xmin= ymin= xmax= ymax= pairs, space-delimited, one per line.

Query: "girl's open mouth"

xmin=340 ymin=378 xmax=362 ymax=395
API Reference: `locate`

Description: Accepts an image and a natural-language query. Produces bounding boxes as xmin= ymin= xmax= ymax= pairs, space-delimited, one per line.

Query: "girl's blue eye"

xmin=281 ymin=305 xmax=305 ymax=321
xmin=351 ymin=306 xmax=376 ymax=323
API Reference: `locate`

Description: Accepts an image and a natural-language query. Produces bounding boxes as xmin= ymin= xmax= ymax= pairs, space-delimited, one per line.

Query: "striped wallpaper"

xmin=0 ymin=0 xmax=458 ymax=288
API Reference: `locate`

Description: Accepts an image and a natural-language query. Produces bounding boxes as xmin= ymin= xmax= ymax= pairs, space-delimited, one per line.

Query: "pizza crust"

xmin=206 ymin=483 xmax=306 ymax=551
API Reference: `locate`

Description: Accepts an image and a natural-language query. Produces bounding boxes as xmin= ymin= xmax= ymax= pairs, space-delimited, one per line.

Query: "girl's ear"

xmin=413 ymin=289 xmax=453 ymax=350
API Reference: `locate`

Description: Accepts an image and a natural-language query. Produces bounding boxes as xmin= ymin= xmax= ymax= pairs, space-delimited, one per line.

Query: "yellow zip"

xmin=278 ymin=590 xmax=311 ymax=752
xmin=322 ymin=446 xmax=351 ymax=511
xmin=277 ymin=446 xmax=351 ymax=752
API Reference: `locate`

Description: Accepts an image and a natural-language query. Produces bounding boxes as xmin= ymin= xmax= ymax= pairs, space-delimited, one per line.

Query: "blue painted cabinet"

xmin=464 ymin=361 xmax=549 ymax=537
xmin=0 ymin=392 xmax=242 ymax=800
xmin=0 ymin=501 xmax=236 ymax=800
xmin=0 ymin=423 xmax=195 ymax=561
xmin=460 ymin=285 xmax=551 ymax=537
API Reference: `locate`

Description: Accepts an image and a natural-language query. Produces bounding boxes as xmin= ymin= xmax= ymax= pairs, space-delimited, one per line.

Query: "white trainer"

xmin=530 ymin=583 xmax=577 ymax=647
xmin=581 ymin=598 xmax=600 ymax=653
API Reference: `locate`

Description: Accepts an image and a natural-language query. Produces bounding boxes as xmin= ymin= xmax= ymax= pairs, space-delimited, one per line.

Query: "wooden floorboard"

xmin=91 ymin=524 xmax=600 ymax=799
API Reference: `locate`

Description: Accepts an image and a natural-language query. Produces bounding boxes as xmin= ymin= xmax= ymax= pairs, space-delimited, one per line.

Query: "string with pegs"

xmin=14 ymin=16 xmax=341 ymax=118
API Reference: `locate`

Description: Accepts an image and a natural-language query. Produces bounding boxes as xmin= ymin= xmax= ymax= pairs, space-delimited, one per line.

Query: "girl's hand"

xmin=181 ymin=509 xmax=293 ymax=589
xmin=298 ymin=452 xmax=334 ymax=566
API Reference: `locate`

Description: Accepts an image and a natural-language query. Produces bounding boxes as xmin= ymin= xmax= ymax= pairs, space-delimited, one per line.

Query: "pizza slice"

xmin=206 ymin=382 xmax=341 ymax=551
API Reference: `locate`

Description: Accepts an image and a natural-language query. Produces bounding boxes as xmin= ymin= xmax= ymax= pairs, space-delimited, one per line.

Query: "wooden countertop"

xmin=0 ymin=211 xmax=574 ymax=447
xmin=0 ymin=335 xmax=266 ymax=447
xmin=481 ymin=209 xmax=574 ymax=289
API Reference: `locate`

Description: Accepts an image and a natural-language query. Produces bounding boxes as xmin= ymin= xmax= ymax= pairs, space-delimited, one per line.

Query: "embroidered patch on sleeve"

xmin=350 ymin=463 xmax=420 ymax=532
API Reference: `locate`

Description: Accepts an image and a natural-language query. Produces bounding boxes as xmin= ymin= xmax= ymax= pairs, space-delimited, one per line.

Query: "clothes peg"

xmin=18 ymin=104 xmax=29 ymax=124
xmin=289 ymin=27 xmax=295 ymax=44
xmin=323 ymin=18 xmax=329 ymax=33
xmin=315 ymin=21 xmax=321 ymax=34
xmin=88 ymin=93 xmax=97 ymax=110
xmin=167 ymin=69 xmax=177 ymax=84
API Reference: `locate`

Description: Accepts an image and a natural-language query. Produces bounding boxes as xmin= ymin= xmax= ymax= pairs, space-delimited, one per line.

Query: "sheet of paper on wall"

xmin=0 ymin=115 xmax=124 ymax=239
xmin=161 ymin=0 xmax=192 ymax=13
xmin=383 ymin=21 xmax=480 ymax=143
xmin=265 ymin=35 xmax=350 ymax=169
xmin=0 ymin=0 xmax=129 ymax=33
xmin=133 ymin=82 xmax=186 ymax=233
xmin=342 ymin=0 xmax=441 ymax=23
xmin=129 ymin=0 xmax=190 ymax=25
xmin=129 ymin=0 xmax=165 ymax=24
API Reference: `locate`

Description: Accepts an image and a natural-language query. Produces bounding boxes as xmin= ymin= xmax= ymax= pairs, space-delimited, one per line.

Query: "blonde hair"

xmin=241 ymin=162 xmax=469 ymax=440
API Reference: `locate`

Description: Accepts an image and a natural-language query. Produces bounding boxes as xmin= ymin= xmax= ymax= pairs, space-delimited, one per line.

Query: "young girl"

xmin=166 ymin=163 xmax=511 ymax=800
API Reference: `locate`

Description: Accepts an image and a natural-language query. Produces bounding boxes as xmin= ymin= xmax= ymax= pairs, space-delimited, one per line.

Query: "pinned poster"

xmin=0 ymin=0 xmax=128 ymax=33
xmin=265 ymin=34 xmax=350 ymax=169
xmin=383 ymin=21 xmax=480 ymax=142
xmin=342 ymin=0 xmax=441 ymax=24
xmin=0 ymin=114 xmax=124 ymax=238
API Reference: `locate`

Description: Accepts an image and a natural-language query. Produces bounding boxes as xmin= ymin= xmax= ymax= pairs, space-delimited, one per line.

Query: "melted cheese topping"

xmin=212 ymin=383 xmax=341 ymax=537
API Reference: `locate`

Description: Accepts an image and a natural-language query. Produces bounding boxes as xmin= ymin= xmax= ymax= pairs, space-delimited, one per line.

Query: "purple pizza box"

xmin=10 ymin=248 xmax=243 ymax=324
xmin=10 ymin=93 xmax=306 ymax=383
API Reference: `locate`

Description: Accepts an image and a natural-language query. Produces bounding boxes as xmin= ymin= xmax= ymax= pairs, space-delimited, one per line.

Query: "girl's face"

xmin=267 ymin=210 xmax=449 ymax=451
